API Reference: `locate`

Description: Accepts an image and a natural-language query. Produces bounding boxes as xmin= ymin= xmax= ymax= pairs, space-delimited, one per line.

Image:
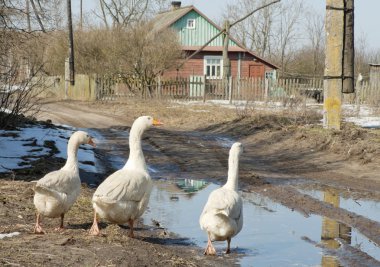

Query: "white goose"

xmin=89 ymin=116 xmax=162 ymax=237
xmin=199 ymin=142 xmax=244 ymax=255
xmin=33 ymin=130 xmax=95 ymax=234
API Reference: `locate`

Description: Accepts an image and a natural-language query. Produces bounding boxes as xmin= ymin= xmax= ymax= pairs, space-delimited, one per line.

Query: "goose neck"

xmin=124 ymin=124 xmax=147 ymax=171
xmin=224 ymin=152 xmax=239 ymax=191
xmin=62 ymin=137 xmax=80 ymax=173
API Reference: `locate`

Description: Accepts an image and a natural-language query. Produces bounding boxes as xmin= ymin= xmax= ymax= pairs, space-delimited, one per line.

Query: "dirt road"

xmin=2 ymin=99 xmax=380 ymax=266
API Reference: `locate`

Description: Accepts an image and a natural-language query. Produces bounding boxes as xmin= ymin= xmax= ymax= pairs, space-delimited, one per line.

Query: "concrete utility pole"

xmin=323 ymin=0 xmax=345 ymax=129
xmin=343 ymin=0 xmax=354 ymax=93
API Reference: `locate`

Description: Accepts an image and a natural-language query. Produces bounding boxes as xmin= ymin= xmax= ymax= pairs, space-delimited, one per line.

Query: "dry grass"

xmin=84 ymin=97 xmax=323 ymax=132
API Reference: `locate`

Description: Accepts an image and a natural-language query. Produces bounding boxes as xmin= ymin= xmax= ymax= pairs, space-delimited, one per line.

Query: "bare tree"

xmin=110 ymin=22 xmax=183 ymax=96
xmin=224 ymin=0 xmax=279 ymax=59
xmin=305 ymin=9 xmax=325 ymax=77
xmin=94 ymin=0 xmax=172 ymax=29
xmin=272 ymin=0 xmax=303 ymax=76
xmin=0 ymin=1 xmax=47 ymax=128
xmin=97 ymin=0 xmax=149 ymax=29
xmin=29 ymin=0 xmax=45 ymax=32
xmin=355 ymin=32 xmax=370 ymax=77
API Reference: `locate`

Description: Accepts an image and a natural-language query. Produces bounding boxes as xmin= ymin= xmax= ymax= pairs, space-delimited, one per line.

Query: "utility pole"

xmin=343 ymin=0 xmax=354 ymax=93
xmin=67 ymin=0 xmax=75 ymax=86
xmin=222 ymin=20 xmax=231 ymax=101
xmin=80 ymin=0 xmax=83 ymax=30
xmin=222 ymin=20 xmax=231 ymax=80
xmin=323 ymin=0 xmax=345 ymax=129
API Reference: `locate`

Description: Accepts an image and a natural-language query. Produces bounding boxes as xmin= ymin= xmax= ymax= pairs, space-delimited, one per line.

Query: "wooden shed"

xmin=151 ymin=1 xmax=278 ymax=80
xmin=369 ymin=63 xmax=380 ymax=88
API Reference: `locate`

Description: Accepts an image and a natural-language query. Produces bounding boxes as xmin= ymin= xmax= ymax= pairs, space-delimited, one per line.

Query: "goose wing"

xmin=93 ymin=169 xmax=151 ymax=204
xmin=35 ymin=170 xmax=78 ymax=195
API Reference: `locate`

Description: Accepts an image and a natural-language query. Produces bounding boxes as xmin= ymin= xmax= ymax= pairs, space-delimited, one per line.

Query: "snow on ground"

xmin=0 ymin=232 xmax=20 ymax=239
xmin=0 ymin=124 xmax=96 ymax=174
xmin=343 ymin=104 xmax=380 ymax=128
xmin=172 ymin=99 xmax=380 ymax=128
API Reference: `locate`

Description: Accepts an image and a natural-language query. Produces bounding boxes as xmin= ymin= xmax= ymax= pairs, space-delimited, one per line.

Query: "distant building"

xmin=151 ymin=1 xmax=278 ymax=80
xmin=369 ymin=63 xmax=380 ymax=88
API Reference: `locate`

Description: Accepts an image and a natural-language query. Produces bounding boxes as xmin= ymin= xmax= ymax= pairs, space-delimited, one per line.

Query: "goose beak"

xmin=88 ymin=137 xmax=96 ymax=147
xmin=153 ymin=118 xmax=163 ymax=126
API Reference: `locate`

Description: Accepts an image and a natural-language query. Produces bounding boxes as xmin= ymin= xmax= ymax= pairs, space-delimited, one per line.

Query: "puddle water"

xmin=298 ymin=187 xmax=380 ymax=262
xmin=144 ymin=178 xmax=373 ymax=266
xmin=88 ymin=128 xmax=380 ymax=266
xmin=298 ymin=188 xmax=380 ymax=223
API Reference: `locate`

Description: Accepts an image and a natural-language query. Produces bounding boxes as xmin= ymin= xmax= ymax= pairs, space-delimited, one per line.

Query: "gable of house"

xmin=171 ymin=10 xmax=237 ymax=47
xmin=152 ymin=3 xmax=278 ymax=79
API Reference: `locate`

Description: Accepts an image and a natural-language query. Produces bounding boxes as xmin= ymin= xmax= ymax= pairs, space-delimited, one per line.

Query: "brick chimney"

xmin=171 ymin=1 xmax=181 ymax=11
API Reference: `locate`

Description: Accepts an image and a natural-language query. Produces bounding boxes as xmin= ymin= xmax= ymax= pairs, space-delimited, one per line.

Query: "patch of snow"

xmin=0 ymin=124 xmax=96 ymax=174
xmin=0 ymin=232 xmax=20 ymax=239
xmin=345 ymin=116 xmax=380 ymax=128
xmin=0 ymin=108 xmax=12 ymax=114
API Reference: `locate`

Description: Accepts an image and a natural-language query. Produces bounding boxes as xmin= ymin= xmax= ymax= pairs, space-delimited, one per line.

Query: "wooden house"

xmin=151 ymin=1 xmax=278 ymax=80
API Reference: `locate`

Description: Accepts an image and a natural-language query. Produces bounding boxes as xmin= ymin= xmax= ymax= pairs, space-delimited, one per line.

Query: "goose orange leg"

xmin=128 ymin=219 xmax=135 ymax=238
xmin=54 ymin=214 xmax=65 ymax=231
xmin=34 ymin=213 xmax=45 ymax=234
xmin=225 ymin=237 xmax=231 ymax=254
xmin=89 ymin=212 xmax=101 ymax=236
xmin=204 ymin=233 xmax=216 ymax=255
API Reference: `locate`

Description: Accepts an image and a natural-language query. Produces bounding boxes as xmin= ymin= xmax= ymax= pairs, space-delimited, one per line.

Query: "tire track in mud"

xmin=144 ymin=128 xmax=231 ymax=180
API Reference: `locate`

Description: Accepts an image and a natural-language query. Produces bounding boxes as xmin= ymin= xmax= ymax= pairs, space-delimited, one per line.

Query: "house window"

xmin=204 ymin=56 xmax=223 ymax=79
xmin=187 ymin=19 xmax=195 ymax=29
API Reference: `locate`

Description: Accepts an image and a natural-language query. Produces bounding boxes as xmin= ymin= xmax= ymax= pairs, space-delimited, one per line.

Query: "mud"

xmin=1 ymin=99 xmax=380 ymax=266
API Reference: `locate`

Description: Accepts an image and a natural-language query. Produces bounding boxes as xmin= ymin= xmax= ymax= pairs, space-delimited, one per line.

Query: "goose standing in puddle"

xmin=89 ymin=116 xmax=162 ymax=237
xmin=199 ymin=142 xmax=244 ymax=255
xmin=33 ymin=131 xmax=95 ymax=234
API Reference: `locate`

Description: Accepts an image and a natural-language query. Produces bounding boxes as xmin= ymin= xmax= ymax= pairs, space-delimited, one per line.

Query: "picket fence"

xmin=96 ymin=76 xmax=379 ymax=106
xmin=41 ymin=74 xmax=379 ymax=106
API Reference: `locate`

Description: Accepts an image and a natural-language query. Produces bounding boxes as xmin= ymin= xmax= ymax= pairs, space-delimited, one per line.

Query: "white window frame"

xmin=187 ymin=19 xmax=195 ymax=29
xmin=204 ymin=56 xmax=223 ymax=79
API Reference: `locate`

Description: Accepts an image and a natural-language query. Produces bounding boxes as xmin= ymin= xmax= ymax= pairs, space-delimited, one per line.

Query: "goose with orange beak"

xmin=89 ymin=116 xmax=162 ymax=237
xmin=33 ymin=131 xmax=96 ymax=234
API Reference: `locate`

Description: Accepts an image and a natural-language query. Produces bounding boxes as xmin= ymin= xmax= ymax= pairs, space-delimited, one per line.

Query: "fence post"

xmin=203 ymin=75 xmax=206 ymax=103
xmin=158 ymin=76 xmax=162 ymax=99
xmin=228 ymin=77 xmax=233 ymax=104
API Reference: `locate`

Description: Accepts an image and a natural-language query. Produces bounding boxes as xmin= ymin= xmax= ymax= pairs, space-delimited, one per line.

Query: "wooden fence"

xmin=42 ymin=74 xmax=380 ymax=106
xmin=96 ymin=76 xmax=330 ymax=104
xmin=96 ymin=76 xmax=327 ymax=103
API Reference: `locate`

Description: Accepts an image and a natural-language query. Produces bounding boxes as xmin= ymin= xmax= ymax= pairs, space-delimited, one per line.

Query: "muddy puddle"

xmin=88 ymin=127 xmax=380 ymax=266
xmin=142 ymin=178 xmax=380 ymax=266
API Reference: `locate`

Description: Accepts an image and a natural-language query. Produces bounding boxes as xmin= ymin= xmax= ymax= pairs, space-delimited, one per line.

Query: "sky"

xmin=177 ymin=0 xmax=380 ymax=50
xmin=75 ymin=1 xmax=380 ymax=50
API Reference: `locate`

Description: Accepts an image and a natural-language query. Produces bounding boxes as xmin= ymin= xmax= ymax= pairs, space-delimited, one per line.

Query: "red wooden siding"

xmin=163 ymin=51 xmax=274 ymax=79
